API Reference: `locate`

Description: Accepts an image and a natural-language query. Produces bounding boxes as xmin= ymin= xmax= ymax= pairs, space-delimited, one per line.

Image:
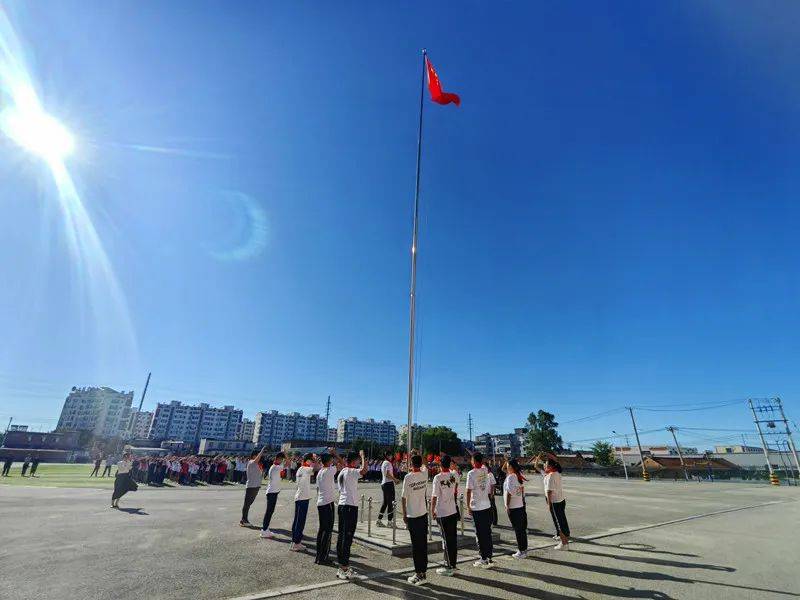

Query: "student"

xmin=542 ymin=455 xmax=570 ymax=550
xmin=290 ymin=453 xmax=315 ymax=552
xmin=504 ymin=459 xmax=528 ymax=558
xmin=20 ymin=456 xmax=31 ymax=477
xmin=260 ymin=453 xmax=287 ymax=539
xmin=335 ymin=450 xmax=368 ymax=580
xmin=241 ymin=447 xmax=267 ymax=526
xmin=90 ymin=457 xmax=101 ymax=477
xmin=30 ymin=456 xmax=41 ymax=477
xmin=403 ymin=454 xmax=430 ymax=586
xmin=431 ymin=454 xmax=459 ymax=576
xmin=466 ymin=452 xmax=494 ymax=568
xmin=111 ymin=453 xmax=138 ymax=508
xmin=2 ymin=457 xmax=13 ymax=476
xmin=315 ymin=451 xmax=339 ymax=565
xmin=377 ymin=451 xmax=399 ymax=527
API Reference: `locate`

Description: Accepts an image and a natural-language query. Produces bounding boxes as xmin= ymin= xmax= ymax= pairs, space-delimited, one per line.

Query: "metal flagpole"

xmin=406 ymin=48 xmax=427 ymax=470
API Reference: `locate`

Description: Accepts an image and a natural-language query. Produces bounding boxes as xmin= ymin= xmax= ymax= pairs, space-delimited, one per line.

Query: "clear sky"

xmin=1 ymin=2 xmax=798 ymax=449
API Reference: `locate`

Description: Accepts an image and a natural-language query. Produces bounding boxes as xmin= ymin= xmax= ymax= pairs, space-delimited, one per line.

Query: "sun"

xmin=0 ymin=84 xmax=74 ymax=162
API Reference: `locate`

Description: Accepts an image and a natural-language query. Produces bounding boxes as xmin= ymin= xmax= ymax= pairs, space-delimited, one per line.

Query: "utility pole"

xmin=612 ymin=430 xmax=629 ymax=481
xmin=627 ymin=407 xmax=649 ymax=481
xmin=776 ymin=398 xmax=800 ymax=480
xmin=325 ymin=395 xmax=331 ymax=427
xmin=749 ymin=399 xmax=779 ymax=486
xmin=127 ymin=372 xmax=151 ymax=438
xmin=667 ymin=426 xmax=689 ymax=481
xmin=468 ymin=413 xmax=473 ymax=443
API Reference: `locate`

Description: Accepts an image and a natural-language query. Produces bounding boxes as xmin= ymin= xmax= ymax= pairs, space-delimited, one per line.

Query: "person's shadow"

xmin=118 ymin=507 xmax=148 ymax=515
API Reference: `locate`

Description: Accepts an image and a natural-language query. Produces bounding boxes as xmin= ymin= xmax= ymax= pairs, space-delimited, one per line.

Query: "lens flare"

xmin=1 ymin=92 xmax=75 ymax=161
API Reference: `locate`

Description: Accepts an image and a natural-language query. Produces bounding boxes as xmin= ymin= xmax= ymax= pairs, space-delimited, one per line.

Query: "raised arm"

xmin=358 ymin=450 xmax=368 ymax=477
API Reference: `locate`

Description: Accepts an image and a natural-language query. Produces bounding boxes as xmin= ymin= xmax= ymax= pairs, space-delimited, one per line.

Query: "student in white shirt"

xmin=240 ymin=446 xmax=266 ymax=526
xmin=431 ymin=454 xmax=459 ymax=575
xmin=289 ymin=453 xmax=315 ymax=551
xmin=335 ymin=450 xmax=368 ymax=581
xmin=260 ymin=452 xmax=287 ymax=539
xmin=377 ymin=451 xmax=399 ymax=527
xmin=466 ymin=452 xmax=494 ymax=568
xmin=314 ymin=450 xmax=341 ymax=565
xmin=503 ymin=459 xmax=528 ymax=558
xmin=541 ymin=454 xmax=570 ymax=550
xmin=403 ymin=454 xmax=430 ymax=586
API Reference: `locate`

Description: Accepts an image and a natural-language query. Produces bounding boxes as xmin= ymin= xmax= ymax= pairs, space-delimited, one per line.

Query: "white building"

xmin=56 ymin=386 xmax=134 ymax=438
xmin=337 ymin=417 xmax=397 ymax=445
xmin=712 ymin=445 xmax=799 ymax=471
xmin=327 ymin=428 xmax=338 ymax=443
xmin=614 ymin=445 xmax=699 ymax=467
xmin=148 ymin=401 xmax=242 ymax=444
xmin=253 ymin=411 xmax=328 ymax=447
xmin=238 ymin=418 xmax=255 ymax=442
xmin=127 ymin=410 xmax=153 ymax=439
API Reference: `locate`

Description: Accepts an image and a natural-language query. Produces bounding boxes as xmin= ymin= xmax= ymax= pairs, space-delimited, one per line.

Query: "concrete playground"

xmin=0 ymin=475 xmax=797 ymax=600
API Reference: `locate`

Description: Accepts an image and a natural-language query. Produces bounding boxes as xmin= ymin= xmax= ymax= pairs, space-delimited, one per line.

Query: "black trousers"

xmin=437 ymin=513 xmax=459 ymax=568
xmin=315 ymin=502 xmax=335 ymax=564
xmin=489 ymin=495 xmax=498 ymax=526
xmin=508 ymin=506 xmax=528 ymax=551
xmin=102 ymin=465 xmax=112 ymax=477
xmin=407 ymin=515 xmax=428 ymax=575
xmin=262 ymin=492 xmax=279 ymax=530
xmin=550 ymin=500 xmax=570 ymax=537
xmin=90 ymin=463 xmax=100 ymax=477
xmin=1 ymin=461 xmax=11 ymax=476
xmin=472 ymin=508 xmax=493 ymax=560
xmin=336 ymin=505 xmax=358 ymax=567
xmin=379 ymin=482 xmax=395 ymax=521
xmin=241 ymin=486 xmax=260 ymax=522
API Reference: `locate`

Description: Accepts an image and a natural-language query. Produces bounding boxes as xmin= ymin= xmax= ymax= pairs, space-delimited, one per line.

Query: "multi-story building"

xmin=337 ymin=417 xmax=397 ymax=446
xmin=474 ymin=429 xmax=527 ymax=458
xmin=238 ymin=418 xmax=255 ymax=442
xmin=327 ymin=428 xmax=338 ymax=443
xmin=199 ymin=438 xmax=255 ymax=455
xmin=56 ymin=386 xmax=134 ymax=438
xmin=126 ymin=410 xmax=153 ymax=439
xmin=253 ymin=411 xmax=328 ymax=447
xmin=398 ymin=423 xmax=432 ymax=447
xmin=148 ymin=401 xmax=242 ymax=444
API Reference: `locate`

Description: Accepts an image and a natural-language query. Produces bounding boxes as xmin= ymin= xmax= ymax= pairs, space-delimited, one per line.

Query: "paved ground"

xmin=0 ymin=476 xmax=797 ymax=600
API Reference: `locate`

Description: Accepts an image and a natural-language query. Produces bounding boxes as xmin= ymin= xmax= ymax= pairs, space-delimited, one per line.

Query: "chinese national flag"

xmin=426 ymin=57 xmax=460 ymax=106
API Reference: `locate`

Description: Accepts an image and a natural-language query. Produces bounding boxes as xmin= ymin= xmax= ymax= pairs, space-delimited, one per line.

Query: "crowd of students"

xmin=238 ymin=447 xmax=571 ymax=584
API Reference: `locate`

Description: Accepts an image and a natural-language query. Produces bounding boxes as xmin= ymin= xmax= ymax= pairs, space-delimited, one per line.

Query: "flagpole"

xmin=406 ymin=48 xmax=426 ymax=470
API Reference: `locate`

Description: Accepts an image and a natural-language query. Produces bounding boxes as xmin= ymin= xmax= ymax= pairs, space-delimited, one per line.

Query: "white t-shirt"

xmin=543 ymin=470 xmax=565 ymax=503
xmin=116 ymin=460 xmax=132 ymax=474
xmin=503 ymin=475 xmax=525 ymax=509
xmin=466 ymin=468 xmax=491 ymax=511
xmin=337 ymin=467 xmax=360 ymax=506
xmin=295 ymin=465 xmax=314 ymax=501
xmin=431 ymin=470 xmax=459 ymax=518
xmin=316 ymin=465 xmax=337 ymax=506
xmin=381 ymin=460 xmax=394 ymax=485
xmin=265 ymin=463 xmax=283 ymax=494
xmin=246 ymin=460 xmax=263 ymax=488
xmin=402 ymin=470 xmax=428 ymax=518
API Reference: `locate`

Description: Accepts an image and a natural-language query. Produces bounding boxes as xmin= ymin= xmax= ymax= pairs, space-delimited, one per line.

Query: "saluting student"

xmin=466 ymin=452 xmax=494 ymax=568
xmin=431 ymin=454 xmax=459 ymax=576
xmin=240 ymin=446 xmax=266 ymax=526
xmin=260 ymin=452 xmax=287 ymax=539
xmin=377 ymin=451 xmax=399 ymax=527
xmin=290 ymin=453 xmax=315 ymax=552
xmin=335 ymin=450 xmax=368 ymax=581
xmin=403 ymin=454 xmax=430 ymax=586
xmin=314 ymin=451 xmax=339 ymax=565
xmin=503 ymin=458 xmax=528 ymax=558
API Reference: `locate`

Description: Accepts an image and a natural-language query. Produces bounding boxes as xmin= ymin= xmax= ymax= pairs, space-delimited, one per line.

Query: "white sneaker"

xmin=336 ymin=568 xmax=349 ymax=580
xmin=512 ymin=550 xmax=528 ymax=559
xmin=552 ymin=535 xmax=560 ymax=540
xmin=260 ymin=529 xmax=275 ymax=539
xmin=472 ymin=559 xmax=486 ymax=568
xmin=555 ymin=542 xmax=569 ymax=551
xmin=481 ymin=559 xmax=495 ymax=569
xmin=436 ymin=567 xmax=455 ymax=576
xmin=407 ymin=573 xmax=428 ymax=586
xmin=376 ymin=520 xmax=386 ymax=528
xmin=345 ymin=568 xmax=357 ymax=579
xmin=289 ymin=542 xmax=304 ymax=552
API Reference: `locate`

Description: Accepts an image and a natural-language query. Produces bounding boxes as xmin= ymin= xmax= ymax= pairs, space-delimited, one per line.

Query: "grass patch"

xmin=0 ymin=463 xmax=116 ymax=488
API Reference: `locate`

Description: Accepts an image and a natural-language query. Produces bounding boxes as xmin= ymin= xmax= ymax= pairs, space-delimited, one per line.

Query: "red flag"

xmin=426 ymin=57 xmax=460 ymax=106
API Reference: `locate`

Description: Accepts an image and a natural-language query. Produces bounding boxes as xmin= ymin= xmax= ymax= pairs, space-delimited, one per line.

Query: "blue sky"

xmin=1 ymin=2 xmax=798 ymax=449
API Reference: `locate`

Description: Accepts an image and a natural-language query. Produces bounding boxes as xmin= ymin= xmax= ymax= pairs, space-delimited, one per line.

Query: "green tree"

xmin=523 ymin=410 xmax=563 ymax=456
xmin=591 ymin=440 xmax=617 ymax=467
xmin=419 ymin=426 xmax=463 ymax=456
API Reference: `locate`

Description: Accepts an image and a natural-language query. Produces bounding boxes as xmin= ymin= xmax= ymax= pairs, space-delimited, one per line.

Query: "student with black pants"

xmin=260 ymin=453 xmax=287 ymax=538
xmin=431 ymin=455 xmax=459 ymax=576
xmin=503 ymin=458 xmax=528 ymax=558
xmin=377 ymin=451 xmax=398 ymax=527
xmin=90 ymin=458 xmax=101 ymax=477
xmin=1 ymin=458 xmax=12 ymax=476
xmin=241 ymin=447 xmax=266 ymax=526
xmin=466 ymin=452 xmax=494 ymax=568
xmin=335 ymin=450 xmax=368 ymax=581
xmin=403 ymin=454 xmax=430 ymax=586
xmin=315 ymin=452 xmax=339 ymax=565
